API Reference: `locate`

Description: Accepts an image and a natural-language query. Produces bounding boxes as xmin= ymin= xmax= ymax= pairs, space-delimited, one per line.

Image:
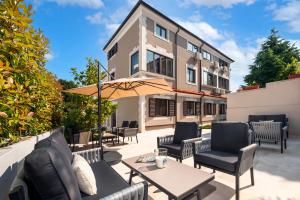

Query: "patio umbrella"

xmin=63 ymin=76 xmax=173 ymax=160
xmin=63 ymin=77 xmax=173 ymax=100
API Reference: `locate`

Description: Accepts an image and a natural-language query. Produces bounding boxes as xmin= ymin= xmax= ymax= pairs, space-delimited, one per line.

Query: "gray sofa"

xmin=193 ymin=122 xmax=257 ymax=200
xmin=9 ymin=129 xmax=148 ymax=200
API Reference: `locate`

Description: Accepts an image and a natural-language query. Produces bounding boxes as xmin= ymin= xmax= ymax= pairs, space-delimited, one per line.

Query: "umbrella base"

xmin=103 ymin=151 xmax=122 ymax=166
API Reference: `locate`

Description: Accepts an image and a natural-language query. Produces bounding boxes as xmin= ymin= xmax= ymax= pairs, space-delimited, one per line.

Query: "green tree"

xmin=0 ymin=0 xmax=63 ymax=146
xmin=244 ymin=29 xmax=300 ymax=87
xmin=62 ymin=58 xmax=117 ymax=134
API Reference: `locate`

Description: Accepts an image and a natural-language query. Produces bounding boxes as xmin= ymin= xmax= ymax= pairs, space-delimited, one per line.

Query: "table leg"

xmin=196 ymin=189 xmax=201 ymax=200
xmin=129 ymin=170 xmax=134 ymax=185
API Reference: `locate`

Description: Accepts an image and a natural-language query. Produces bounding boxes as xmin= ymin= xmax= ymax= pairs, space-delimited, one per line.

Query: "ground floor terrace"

xmin=103 ymin=128 xmax=300 ymax=200
xmin=109 ymin=93 xmax=227 ymax=132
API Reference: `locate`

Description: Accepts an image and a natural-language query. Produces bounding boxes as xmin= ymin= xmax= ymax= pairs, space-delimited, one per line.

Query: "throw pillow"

xmin=72 ymin=154 xmax=97 ymax=195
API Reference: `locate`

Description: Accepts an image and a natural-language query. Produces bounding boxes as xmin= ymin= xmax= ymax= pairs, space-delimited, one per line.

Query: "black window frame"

xmin=203 ymin=71 xmax=217 ymax=87
xmin=107 ymin=43 xmax=118 ymax=60
xmin=202 ymin=51 xmax=211 ymax=61
xmin=187 ymin=67 xmax=196 ymax=84
xmin=187 ymin=42 xmax=198 ymax=53
xmin=130 ymin=51 xmax=139 ymax=75
xmin=218 ymin=76 xmax=229 ymax=90
xmin=204 ymin=103 xmax=216 ymax=115
xmin=219 ymin=104 xmax=226 ymax=115
xmin=146 ymin=50 xmax=173 ymax=77
xmin=155 ymin=23 xmax=167 ymax=39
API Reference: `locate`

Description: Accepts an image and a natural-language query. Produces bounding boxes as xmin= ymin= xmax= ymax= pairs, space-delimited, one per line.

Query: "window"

xmin=149 ymin=98 xmax=175 ymax=117
xmin=187 ymin=42 xmax=198 ymax=53
xmin=204 ymin=103 xmax=216 ymax=115
xmin=147 ymin=50 xmax=173 ymax=77
xmin=183 ymin=101 xmax=201 ymax=116
xmin=187 ymin=66 xmax=196 ymax=84
xmin=202 ymin=51 xmax=211 ymax=61
xmin=219 ymin=59 xmax=228 ymax=67
xmin=110 ymin=72 xmax=115 ymax=80
xmin=155 ymin=24 xmax=167 ymax=39
xmin=203 ymin=71 xmax=217 ymax=87
xmin=130 ymin=51 xmax=139 ymax=75
xmin=219 ymin=104 xmax=226 ymax=115
xmin=107 ymin=43 xmax=118 ymax=60
xmin=218 ymin=77 xmax=229 ymax=90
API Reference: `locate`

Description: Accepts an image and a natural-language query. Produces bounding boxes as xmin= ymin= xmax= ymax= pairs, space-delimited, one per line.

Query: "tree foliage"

xmin=62 ymin=58 xmax=117 ymax=134
xmin=0 ymin=0 xmax=63 ymax=146
xmin=244 ymin=29 xmax=300 ymax=87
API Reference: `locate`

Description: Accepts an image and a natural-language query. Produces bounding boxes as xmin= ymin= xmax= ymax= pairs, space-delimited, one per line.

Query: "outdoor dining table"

xmin=122 ymin=153 xmax=215 ymax=200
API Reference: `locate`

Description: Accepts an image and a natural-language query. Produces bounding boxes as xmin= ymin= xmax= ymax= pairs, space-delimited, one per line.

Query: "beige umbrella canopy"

xmin=63 ymin=77 xmax=173 ymax=99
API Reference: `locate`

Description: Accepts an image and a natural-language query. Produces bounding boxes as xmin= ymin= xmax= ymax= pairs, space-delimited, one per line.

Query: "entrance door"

xmin=111 ymin=112 xmax=116 ymax=127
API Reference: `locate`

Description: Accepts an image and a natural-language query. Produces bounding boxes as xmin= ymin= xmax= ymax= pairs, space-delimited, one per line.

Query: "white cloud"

xmin=46 ymin=0 xmax=104 ymax=8
xmin=272 ymin=0 xmax=300 ymax=32
xmin=86 ymin=12 xmax=102 ymax=24
xmin=179 ymin=0 xmax=256 ymax=8
xmin=105 ymin=23 xmax=120 ymax=35
xmin=290 ymin=40 xmax=300 ymax=49
xmin=45 ymin=51 xmax=54 ymax=61
xmin=127 ymin=0 xmax=138 ymax=6
xmin=175 ymin=19 xmax=224 ymax=44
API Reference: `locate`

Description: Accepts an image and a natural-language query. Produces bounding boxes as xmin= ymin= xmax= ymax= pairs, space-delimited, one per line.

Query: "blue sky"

xmin=27 ymin=0 xmax=300 ymax=91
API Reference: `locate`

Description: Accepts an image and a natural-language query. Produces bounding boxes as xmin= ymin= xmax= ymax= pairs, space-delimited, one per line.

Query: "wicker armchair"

xmin=157 ymin=122 xmax=201 ymax=162
xmin=251 ymin=121 xmax=287 ymax=153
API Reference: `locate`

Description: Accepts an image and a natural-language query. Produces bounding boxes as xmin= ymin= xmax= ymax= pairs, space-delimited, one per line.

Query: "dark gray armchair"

xmin=193 ymin=122 xmax=257 ymax=200
xmin=157 ymin=122 xmax=201 ymax=162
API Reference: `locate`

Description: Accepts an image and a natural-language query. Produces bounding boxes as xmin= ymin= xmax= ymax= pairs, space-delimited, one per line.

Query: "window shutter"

xmin=149 ymin=98 xmax=156 ymax=117
xmin=168 ymin=100 xmax=175 ymax=116
xmin=196 ymin=102 xmax=201 ymax=115
xmin=183 ymin=101 xmax=187 ymax=116
xmin=213 ymin=103 xmax=216 ymax=115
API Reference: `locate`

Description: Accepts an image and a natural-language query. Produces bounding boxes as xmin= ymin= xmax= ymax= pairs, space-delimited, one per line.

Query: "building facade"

xmin=103 ymin=1 xmax=233 ymax=132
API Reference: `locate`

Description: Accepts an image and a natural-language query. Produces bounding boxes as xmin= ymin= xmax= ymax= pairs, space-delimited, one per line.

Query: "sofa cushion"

xmin=173 ymin=122 xmax=198 ymax=144
xmin=72 ymin=155 xmax=97 ymax=195
xmin=35 ymin=130 xmax=73 ymax=163
xmin=81 ymin=161 xmax=129 ymax=200
xmin=211 ymin=122 xmax=249 ymax=154
xmin=24 ymin=147 xmax=81 ymax=200
xmin=158 ymin=144 xmax=181 ymax=157
xmin=248 ymin=115 xmax=266 ymax=122
xmin=195 ymin=151 xmax=238 ymax=172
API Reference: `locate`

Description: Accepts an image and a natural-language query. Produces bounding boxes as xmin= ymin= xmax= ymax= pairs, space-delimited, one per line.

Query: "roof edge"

xmin=103 ymin=0 xmax=234 ymax=63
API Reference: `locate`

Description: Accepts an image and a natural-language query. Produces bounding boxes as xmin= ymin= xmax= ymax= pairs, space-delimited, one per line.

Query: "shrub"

xmin=0 ymin=0 xmax=63 ymax=147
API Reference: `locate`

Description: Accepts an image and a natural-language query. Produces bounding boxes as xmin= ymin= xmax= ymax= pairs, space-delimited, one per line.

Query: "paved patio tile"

xmin=104 ymin=128 xmax=300 ymax=200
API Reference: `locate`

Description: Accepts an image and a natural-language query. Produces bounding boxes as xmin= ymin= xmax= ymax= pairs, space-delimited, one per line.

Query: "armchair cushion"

xmin=129 ymin=121 xmax=138 ymax=128
xmin=81 ymin=161 xmax=129 ymax=199
xmin=158 ymin=143 xmax=181 ymax=156
xmin=24 ymin=147 xmax=81 ymax=200
xmin=195 ymin=151 xmax=238 ymax=172
xmin=211 ymin=122 xmax=249 ymax=154
xmin=173 ymin=122 xmax=198 ymax=144
xmin=35 ymin=130 xmax=73 ymax=164
xmin=265 ymin=114 xmax=286 ymax=127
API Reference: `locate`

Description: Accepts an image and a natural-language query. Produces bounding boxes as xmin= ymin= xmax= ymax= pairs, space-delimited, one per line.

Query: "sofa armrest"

xmin=192 ymin=138 xmax=211 ymax=155
xmin=72 ymin=148 xmax=102 ymax=164
xmin=157 ymin=135 xmax=174 ymax=146
xmin=181 ymin=137 xmax=202 ymax=159
xmin=100 ymin=181 xmax=148 ymax=200
xmin=237 ymin=144 xmax=257 ymax=175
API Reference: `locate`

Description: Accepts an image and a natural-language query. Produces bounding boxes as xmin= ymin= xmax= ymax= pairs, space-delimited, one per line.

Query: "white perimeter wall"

xmin=227 ymin=78 xmax=300 ymax=136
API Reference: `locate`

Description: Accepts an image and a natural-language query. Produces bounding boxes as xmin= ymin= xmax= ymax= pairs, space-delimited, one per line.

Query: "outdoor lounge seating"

xmin=157 ymin=122 xmax=201 ymax=162
xmin=9 ymin=129 xmax=148 ymax=200
xmin=249 ymin=114 xmax=288 ymax=153
xmin=192 ymin=122 xmax=257 ymax=200
xmin=118 ymin=121 xmax=139 ymax=144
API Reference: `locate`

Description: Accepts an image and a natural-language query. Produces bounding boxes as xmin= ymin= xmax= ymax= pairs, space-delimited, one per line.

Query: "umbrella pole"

xmin=97 ymin=61 xmax=104 ymax=160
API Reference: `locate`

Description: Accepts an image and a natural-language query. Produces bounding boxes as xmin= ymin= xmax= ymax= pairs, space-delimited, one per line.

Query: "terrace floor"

xmin=103 ymin=128 xmax=300 ymax=200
